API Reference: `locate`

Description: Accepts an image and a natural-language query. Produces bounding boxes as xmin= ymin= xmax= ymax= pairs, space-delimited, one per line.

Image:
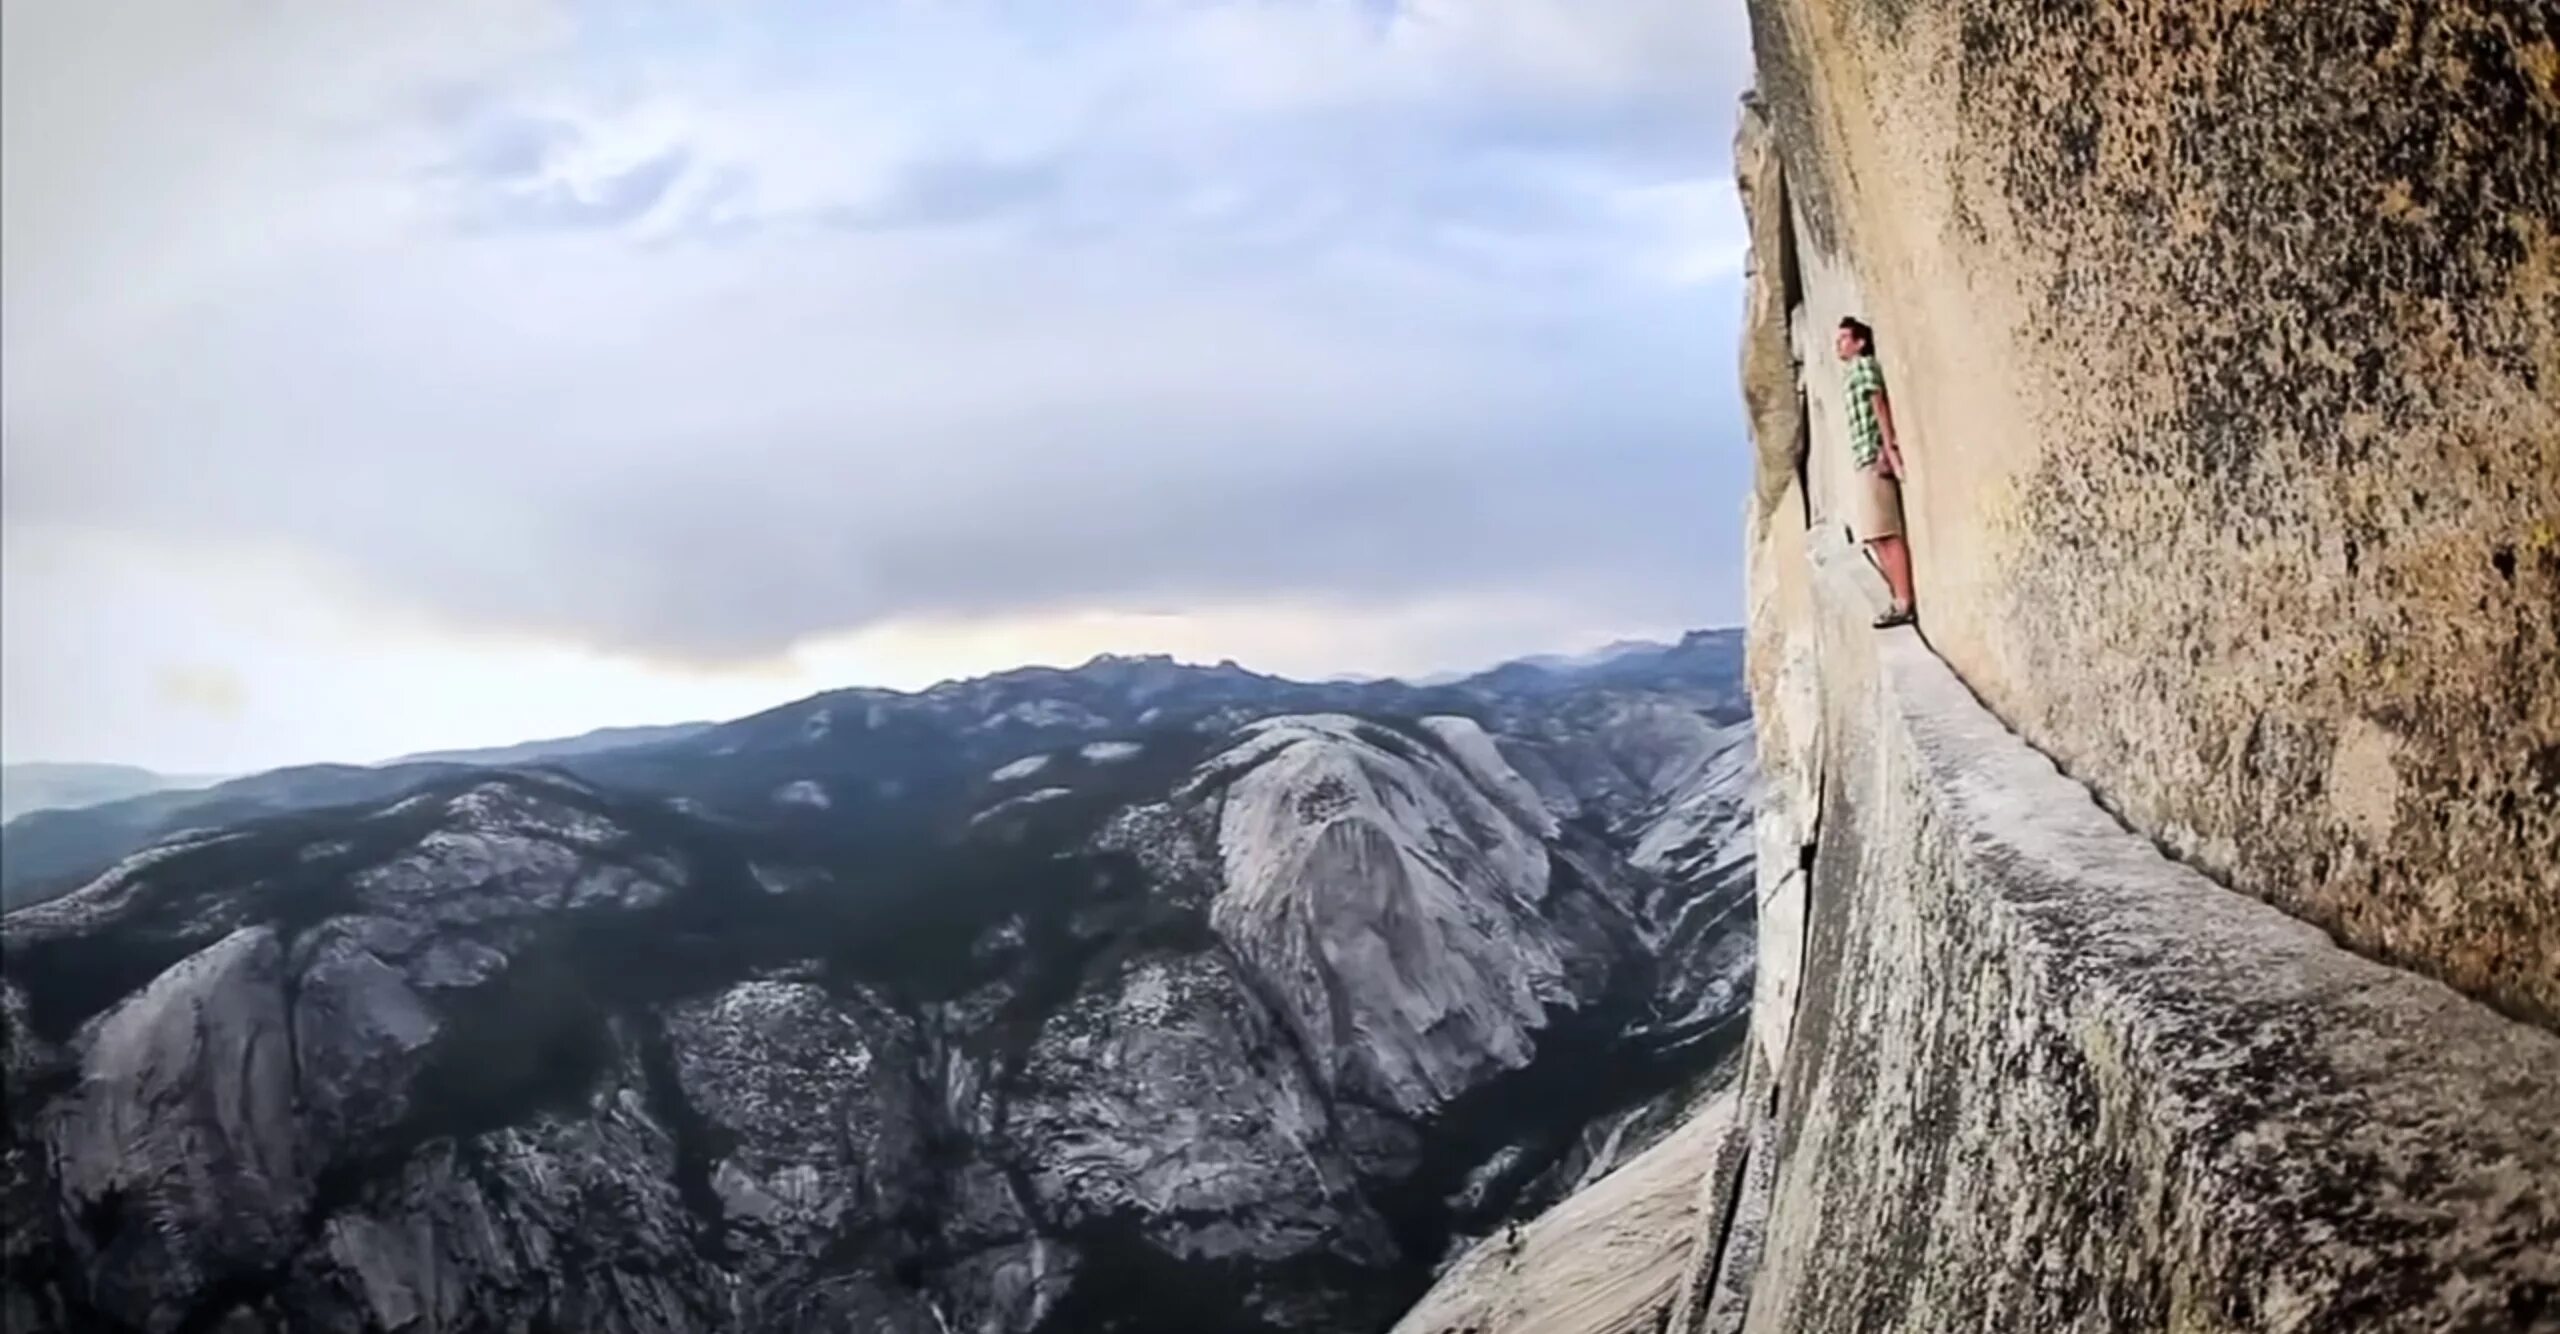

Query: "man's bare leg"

xmin=1869 ymin=535 xmax=1915 ymax=620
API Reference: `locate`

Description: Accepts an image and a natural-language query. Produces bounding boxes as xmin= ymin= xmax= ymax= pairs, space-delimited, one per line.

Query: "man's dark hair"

xmin=1839 ymin=316 xmax=1875 ymax=352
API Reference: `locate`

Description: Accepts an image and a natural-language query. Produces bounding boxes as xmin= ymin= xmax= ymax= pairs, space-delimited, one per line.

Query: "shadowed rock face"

xmin=1747 ymin=0 xmax=2560 ymax=1024
xmin=48 ymin=927 xmax=306 ymax=1332
xmin=0 ymin=645 xmax=1756 ymax=1334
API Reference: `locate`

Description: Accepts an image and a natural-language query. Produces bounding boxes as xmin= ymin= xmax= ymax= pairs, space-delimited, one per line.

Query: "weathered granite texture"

xmin=1389 ymin=1087 xmax=1743 ymax=1334
xmin=1736 ymin=534 xmax=2560 ymax=1332
xmin=1658 ymin=1047 xmax=1774 ymax=1334
xmin=1746 ymin=0 xmax=2560 ymax=1024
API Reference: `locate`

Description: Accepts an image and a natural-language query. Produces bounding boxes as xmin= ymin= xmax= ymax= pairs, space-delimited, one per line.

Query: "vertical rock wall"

xmin=1711 ymin=3 xmax=2560 ymax=1330
xmin=1737 ymin=534 xmax=2560 ymax=1331
xmin=1745 ymin=0 xmax=2559 ymax=1024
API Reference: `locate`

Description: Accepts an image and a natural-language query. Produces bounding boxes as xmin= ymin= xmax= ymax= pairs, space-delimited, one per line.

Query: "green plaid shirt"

xmin=1843 ymin=353 xmax=1886 ymax=468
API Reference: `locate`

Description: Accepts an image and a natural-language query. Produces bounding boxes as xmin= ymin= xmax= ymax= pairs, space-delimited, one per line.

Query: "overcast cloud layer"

xmin=3 ymin=0 xmax=1757 ymax=772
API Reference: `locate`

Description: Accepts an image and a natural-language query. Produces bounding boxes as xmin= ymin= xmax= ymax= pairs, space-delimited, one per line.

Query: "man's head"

xmin=1835 ymin=317 xmax=1874 ymax=361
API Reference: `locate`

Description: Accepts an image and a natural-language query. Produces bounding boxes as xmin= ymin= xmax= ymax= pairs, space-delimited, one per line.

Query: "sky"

xmin=2 ymin=0 xmax=1759 ymax=775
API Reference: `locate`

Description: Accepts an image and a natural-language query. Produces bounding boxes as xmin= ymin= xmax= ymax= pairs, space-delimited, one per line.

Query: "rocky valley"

xmin=0 ymin=636 xmax=1756 ymax=1333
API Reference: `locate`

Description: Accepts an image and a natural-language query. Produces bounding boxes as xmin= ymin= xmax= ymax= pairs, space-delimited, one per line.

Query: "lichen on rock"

xmin=1690 ymin=4 xmax=2560 ymax=1325
xmin=1745 ymin=0 xmax=2560 ymax=1025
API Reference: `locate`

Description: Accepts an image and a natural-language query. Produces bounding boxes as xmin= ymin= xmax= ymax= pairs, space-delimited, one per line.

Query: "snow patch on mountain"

xmin=991 ymin=754 xmax=1052 ymax=782
xmin=773 ymin=780 xmax=831 ymax=809
xmin=972 ymin=787 xmax=1072 ymax=825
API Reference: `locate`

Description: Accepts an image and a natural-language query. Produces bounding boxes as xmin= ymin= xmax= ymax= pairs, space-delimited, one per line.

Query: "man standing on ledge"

xmin=1837 ymin=316 xmax=1915 ymax=627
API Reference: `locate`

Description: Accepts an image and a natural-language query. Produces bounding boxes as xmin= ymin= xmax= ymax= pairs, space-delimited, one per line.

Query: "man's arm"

xmin=1873 ymin=388 xmax=1906 ymax=477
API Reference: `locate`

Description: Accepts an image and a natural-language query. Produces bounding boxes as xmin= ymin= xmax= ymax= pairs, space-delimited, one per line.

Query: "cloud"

xmin=4 ymin=0 xmax=1757 ymax=689
xmin=468 ymin=145 xmax=695 ymax=230
xmin=153 ymin=664 xmax=250 ymax=721
xmin=825 ymin=152 xmax=1068 ymax=232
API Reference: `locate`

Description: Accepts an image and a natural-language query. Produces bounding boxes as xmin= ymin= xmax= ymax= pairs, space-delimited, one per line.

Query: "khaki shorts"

xmin=1848 ymin=461 xmax=1904 ymax=542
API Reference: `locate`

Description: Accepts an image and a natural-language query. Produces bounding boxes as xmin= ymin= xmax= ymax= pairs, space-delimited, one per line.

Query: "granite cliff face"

xmin=1743 ymin=0 xmax=2559 ymax=1026
xmin=1396 ymin=4 xmax=2558 ymax=1332
xmin=1729 ymin=0 xmax=2560 ymax=1323
xmin=0 ymin=641 xmax=1756 ymax=1333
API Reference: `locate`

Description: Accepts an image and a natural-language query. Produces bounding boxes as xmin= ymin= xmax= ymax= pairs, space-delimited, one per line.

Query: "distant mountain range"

xmin=383 ymin=721 xmax=714 ymax=768
xmin=0 ymin=629 xmax=1753 ymax=1333
xmin=0 ymin=762 xmax=225 ymax=825
xmin=0 ymin=635 xmax=1737 ymax=909
xmin=1 ymin=725 xmax=716 ymax=828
